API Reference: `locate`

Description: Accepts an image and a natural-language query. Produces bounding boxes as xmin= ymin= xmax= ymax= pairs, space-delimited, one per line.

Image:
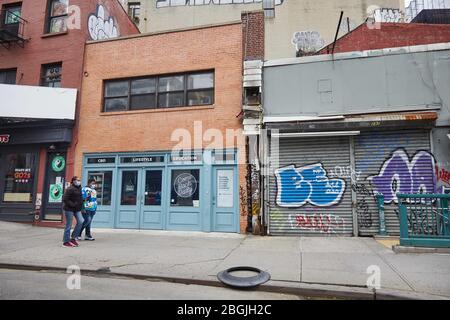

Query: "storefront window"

xmin=171 ymin=169 xmax=200 ymax=207
xmin=87 ymin=171 xmax=112 ymax=206
xmin=2 ymin=153 xmax=36 ymax=203
xmin=145 ymin=170 xmax=162 ymax=206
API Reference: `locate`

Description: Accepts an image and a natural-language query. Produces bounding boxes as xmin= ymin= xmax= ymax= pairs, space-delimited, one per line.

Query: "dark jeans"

xmin=79 ymin=211 xmax=95 ymax=238
xmin=63 ymin=211 xmax=84 ymax=243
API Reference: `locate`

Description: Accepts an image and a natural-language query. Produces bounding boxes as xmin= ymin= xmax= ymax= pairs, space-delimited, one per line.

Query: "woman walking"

xmin=62 ymin=176 xmax=84 ymax=248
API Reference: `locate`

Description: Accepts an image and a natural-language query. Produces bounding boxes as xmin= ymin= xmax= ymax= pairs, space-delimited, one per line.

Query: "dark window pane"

xmin=3 ymin=153 xmax=36 ymax=203
xmin=171 ymin=169 xmax=200 ymax=207
xmin=0 ymin=69 xmax=17 ymax=84
xmin=131 ymin=78 xmax=156 ymax=94
xmin=187 ymin=90 xmax=213 ymax=106
xmin=4 ymin=6 xmax=21 ymax=24
xmin=158 ymin=92 xmax=184 ymax=108
xmin=42 ymin=64 xmax=62 ymax=87
xmin=105 ymin=81 xmax=129 ymax=97
xmin=159 ymin=76 xmax=184 ymax=92
xmin=130 ymin=94 xmax=156 ymax=110
xmin=104 ymin=98 xmax=128 ymax=112
xmin=87 ymin=171 xmax=112 ymax=206
xmin=187 ymin=73 xmax=213 ymax=90
xmin=121 ymin=171 xmax=138 ymax=206
xmin=145 ymin=171 xmax=162 ymax=206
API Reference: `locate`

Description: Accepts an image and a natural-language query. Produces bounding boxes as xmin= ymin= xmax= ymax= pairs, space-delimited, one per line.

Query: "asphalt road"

xmin=0 ymin=269 xmax=302 ymax=300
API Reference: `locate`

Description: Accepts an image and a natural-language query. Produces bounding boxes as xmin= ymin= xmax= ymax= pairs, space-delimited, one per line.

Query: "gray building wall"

xmin=263 ymin=44 xmax=450 ymax=123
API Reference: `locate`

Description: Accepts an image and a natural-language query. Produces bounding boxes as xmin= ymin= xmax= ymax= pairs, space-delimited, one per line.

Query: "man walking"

xmin=62 ymin=176 xmax=84 ymax=248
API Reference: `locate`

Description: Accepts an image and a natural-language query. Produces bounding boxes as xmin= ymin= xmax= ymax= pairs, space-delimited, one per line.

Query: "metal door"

xmin=268 ymin=136 xmax=353 ymax=236
xmin=212 ymin=167 xmax=238 ymax=233
xmin=354 ymin=130 xmax=433 ymax=236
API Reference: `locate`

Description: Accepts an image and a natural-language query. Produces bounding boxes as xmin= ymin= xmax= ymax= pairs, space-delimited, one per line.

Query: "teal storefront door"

xmin=212 ymin=167 xmax=238 ymax=233
xmin=117 ymin=168 xmax=165 ymax=229
xmin=167 ymin=167 xmax=202 ymax=231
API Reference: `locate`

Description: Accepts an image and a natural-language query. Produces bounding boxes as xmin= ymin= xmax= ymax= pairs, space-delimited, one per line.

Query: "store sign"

xmin=121 ymin=156 xmax=164 ymax=164
xmin=87 ymin=157 xmax=116 ymax=164
xmin=174 ymin=173 xmax=198 ymax=198
xmin=170 ymin=154 xmax=202 ymax=163
xmin=49 ymin=184 xmax=63 ymax=203
xmin=14 ymin=168 xmax=32 ymax=183
xmin=51 ymin=156 xmax=66 ymax=172
xmin=0 ymin=134 xmax=10 ymax=144
xmin=217 ymin=170 xmax=234 ymax=208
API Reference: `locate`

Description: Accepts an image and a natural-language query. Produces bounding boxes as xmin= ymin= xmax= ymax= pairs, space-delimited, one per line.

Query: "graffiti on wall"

xmin=275 ymin=164 xmax=346 ymax=208
xmin=330 ymin=166 xmax=361 ymax=184
xmin=239 ymin=186 xmax=247 ymax=217
xmin=88 ymin=5 xmax=119 ymax=40
xmin=436 ymin=166 xmax=450 ymax=186
xmin=373 ymin=8 xmax=404 ymax=23
xmin=156 ymin=0 xmax=285 ymax=8
xmin=289 ymin=213 xmax=345 ymax=234
xmin=291 ymin=31 xmax=325 ymax=55
xmin=368 ymin=149 xmax=437 ymax=204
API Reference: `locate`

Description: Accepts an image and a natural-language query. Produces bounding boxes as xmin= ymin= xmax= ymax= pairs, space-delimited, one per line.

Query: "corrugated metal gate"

xmin=268 ymin=136 xmax=353 ymax=236
xmin=354 ymin=130 xmax=433 ymax=236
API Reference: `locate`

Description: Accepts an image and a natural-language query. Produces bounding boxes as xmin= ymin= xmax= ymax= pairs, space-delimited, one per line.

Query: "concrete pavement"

xmin=0 ymin=269 xmax=301 ymax=300
xmin=0 ymin=221 xmax=449 ymax=300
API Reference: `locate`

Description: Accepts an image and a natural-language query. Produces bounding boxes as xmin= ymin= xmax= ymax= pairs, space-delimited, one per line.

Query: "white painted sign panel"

xmin=0 ymin=84 xmax=77 ymax=120
xmin=217 ymin=170 xmax=234 ymax=208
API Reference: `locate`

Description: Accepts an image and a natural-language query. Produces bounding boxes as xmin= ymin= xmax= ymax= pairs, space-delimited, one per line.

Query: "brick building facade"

xmin=0 ymin=0 xmax=138 ymax=225
xmin=318 ymin=22 xmax=450 ymax=54
xmin=75 ymin=23 xmax=248 ymax=233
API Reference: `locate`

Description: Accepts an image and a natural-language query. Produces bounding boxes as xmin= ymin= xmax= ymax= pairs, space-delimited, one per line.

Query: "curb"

xmin=393 ymin=245 xmax=450 ymax=254
xmin=1 ymin=262 xmax=448 ymax=300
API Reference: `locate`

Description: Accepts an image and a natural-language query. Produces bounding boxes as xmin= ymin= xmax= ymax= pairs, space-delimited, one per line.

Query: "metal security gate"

xmin=268 ymin=136 xmax=353 ymax=236
xmin=354 ymin=130 xmax=433 ymax=236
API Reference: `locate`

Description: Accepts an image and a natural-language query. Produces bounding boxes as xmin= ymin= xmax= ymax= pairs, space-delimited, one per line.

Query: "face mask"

xmin=90 ymin=184 xmax=96 ymax=189
xmin=74 ymin=180 xmax=81 ymax=187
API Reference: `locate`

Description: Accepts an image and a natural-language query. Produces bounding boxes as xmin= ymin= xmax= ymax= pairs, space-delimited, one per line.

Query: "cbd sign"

xmin=0 ymin=134 xmax=10 ymax=144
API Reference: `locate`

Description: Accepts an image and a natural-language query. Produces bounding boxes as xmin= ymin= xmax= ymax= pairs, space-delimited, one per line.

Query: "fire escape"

xmin=0 ymin=9 xmax=27 ymax=49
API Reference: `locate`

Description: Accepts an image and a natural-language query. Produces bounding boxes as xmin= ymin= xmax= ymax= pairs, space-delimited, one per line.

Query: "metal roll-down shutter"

xmin=268 ymin=136 xmax=353 ymax=236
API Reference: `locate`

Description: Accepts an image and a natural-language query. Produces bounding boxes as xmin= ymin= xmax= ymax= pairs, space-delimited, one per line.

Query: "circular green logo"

xmin=52 ymin=156 xmax=65 ymax=172
xmin=49 ymin=184 xmax=63 ymax=202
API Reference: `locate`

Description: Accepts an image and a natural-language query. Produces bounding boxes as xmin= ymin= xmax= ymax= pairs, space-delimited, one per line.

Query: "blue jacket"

xmin=82 ymin=186 xmax=97 ymax=212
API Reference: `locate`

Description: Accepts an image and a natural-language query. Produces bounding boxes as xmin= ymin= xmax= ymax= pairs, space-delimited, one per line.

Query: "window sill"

xmin=41 ymin=31 xmax=69 ymax=38
xmin=100 ymin=105 xmax=215 ymax=116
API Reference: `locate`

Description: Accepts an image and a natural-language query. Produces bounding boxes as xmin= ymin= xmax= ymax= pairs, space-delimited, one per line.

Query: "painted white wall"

xmin=0 ymin=84 xmax=77 ymax=120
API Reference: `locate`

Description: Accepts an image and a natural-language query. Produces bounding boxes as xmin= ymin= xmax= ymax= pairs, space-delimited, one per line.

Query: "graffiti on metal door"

xmin=368 ymin=149 xmax=437 ymax=204
xmin=275 ymin=163 xmax=346 ymax=208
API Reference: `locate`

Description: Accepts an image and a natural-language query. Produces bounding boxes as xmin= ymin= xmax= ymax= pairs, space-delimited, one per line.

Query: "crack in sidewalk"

xmin=361 ymin=239 xmax=416 ymax=292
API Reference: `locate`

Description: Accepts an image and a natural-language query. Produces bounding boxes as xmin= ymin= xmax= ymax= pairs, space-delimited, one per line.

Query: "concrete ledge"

xmin=393 ymin=245 xmax=450 ymax=254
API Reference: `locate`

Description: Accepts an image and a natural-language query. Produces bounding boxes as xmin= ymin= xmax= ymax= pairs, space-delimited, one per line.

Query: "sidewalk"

xmin=0 ymin=221 xmax=449 ymax=299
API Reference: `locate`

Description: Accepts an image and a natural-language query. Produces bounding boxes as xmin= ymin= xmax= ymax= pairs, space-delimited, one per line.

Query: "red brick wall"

xmin=77 ymin=23 xmax=248 ymax=232
xmin=0 ymin=0 xmax=138 ymax=226
xmin=318 ymin=23 xmax=450 ymax=55
xmin=241 ymin=10 xmax=265 ymax=61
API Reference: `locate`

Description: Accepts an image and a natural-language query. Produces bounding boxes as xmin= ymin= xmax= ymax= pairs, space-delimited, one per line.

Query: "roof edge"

xmin=265 ymin=42 xmax=450 ymax=67
xmin=86 ymin=21 xmax=242 ymax=45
